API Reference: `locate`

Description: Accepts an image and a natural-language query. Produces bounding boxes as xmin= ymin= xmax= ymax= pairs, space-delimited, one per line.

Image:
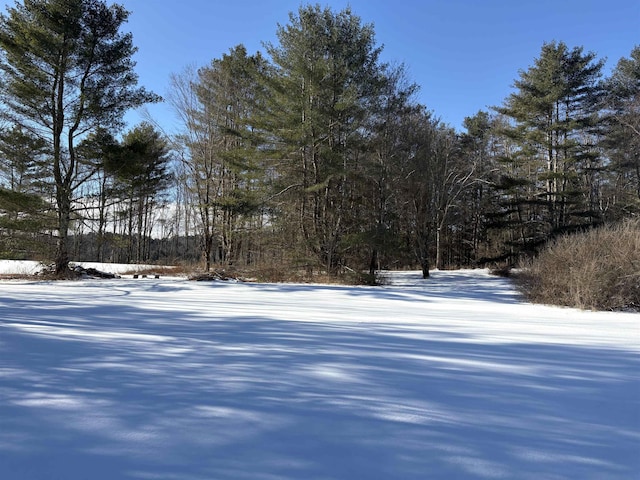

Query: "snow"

xmin=0 ymin=260 xmax=43 ymax=275
xmin=0 ymin=267 xmax=638 ymax=479
xmin=0 ymin=260 xmax=164 ymax=276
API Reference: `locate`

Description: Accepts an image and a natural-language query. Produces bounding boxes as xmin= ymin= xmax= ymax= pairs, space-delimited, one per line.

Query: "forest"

xmin=0 ymin=1 xmax=638 ymax=280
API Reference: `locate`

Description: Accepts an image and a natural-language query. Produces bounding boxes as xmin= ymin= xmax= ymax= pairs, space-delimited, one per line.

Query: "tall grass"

xmin=519 ymin=219 xmax=640 ymax=311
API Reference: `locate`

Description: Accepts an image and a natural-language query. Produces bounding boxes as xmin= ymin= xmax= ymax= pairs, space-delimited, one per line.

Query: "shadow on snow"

xmin=0 ymin=274 xmax=637 ymax=480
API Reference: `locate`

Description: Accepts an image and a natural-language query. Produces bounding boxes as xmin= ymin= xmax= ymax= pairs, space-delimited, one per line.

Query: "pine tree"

xmin=105 ymin=123 xmax=171 ymax=263
xmin=0 ymin=0 xmax=159 ymax=274
xmin=0 ymin=126 xmax=55 ymax=258
xmin=494 ymin=41 xmax=605 ymax=256
xmin=74 ymin=128 xmax=121 ymax=262
xmin=196 ymin=46 xmax=266 ymax=266
xmin=170 ymin=46 xmax=267 ymax=270
xmin=0 ymin=126 xmax=51 ymax=192
xmin=264 ymin=5 xmax=383 ymax=274
xmin=602 ymin=46 xmax=640 ymax=215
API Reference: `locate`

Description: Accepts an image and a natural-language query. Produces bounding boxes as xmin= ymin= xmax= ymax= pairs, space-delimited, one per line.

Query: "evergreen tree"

xmin=0 ymin=0 xmax=159 ymax=274
xmin=170 ymin=46 xmax=267 ymax=270
xmin=0 ymin=126 xmax=49 ymax=193
xmin=0 ymin=125 xmax=54 ymax=258
xmin=602 ymin=46 xmax=640 ymax=216
xmin=195 ymin=46 xmax=266 ymax=266
xmin=494 ymin=41 xmax=605 ymax=257
xmin=0 ymin=186 xmax=53 ymax=258
xmin=105 ymin=123 xmax=172 ymax=263
xmin=264 ymin=4 xmax=383 ymax=274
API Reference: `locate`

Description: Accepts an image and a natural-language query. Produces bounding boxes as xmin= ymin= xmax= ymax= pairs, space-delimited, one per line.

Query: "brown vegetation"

xmin=517 ymin=219 xmax=640 ymax=311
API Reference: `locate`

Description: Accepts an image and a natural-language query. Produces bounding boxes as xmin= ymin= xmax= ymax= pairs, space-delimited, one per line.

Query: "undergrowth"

xmin=233 ymin=265 xmax=383 ymax=286
xmin=517 ymin=219 xmax=640 ymax=311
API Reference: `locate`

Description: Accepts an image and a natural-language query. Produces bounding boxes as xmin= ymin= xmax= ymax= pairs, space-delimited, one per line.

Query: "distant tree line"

xmin=0 ymin=1 xmax=637 ymax=278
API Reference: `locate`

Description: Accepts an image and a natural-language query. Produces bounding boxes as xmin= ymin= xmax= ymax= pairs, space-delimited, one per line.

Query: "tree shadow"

xmin=250 ymin=269 xmax=524 ymax=306
xmin=0 ymin=277 xmax=637 ymax=480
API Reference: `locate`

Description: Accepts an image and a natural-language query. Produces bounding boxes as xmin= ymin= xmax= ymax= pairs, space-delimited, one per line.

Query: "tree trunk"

xmin=421 ymin=258 xmax=430 ymax=279
xmin=369 ymin=248 xmax=378 ymax=276
xmin=202 ymin=227 xmax=214 ymax=272
xmin=97 ymin=176 xmax=107 ymax=263
xmin=435 ymin=226 xmax=442 ymax=271
xmin=55 ymin=193 xmax=71 ymax=275
xmin=416 ymin=230 xmax=430 ymax=279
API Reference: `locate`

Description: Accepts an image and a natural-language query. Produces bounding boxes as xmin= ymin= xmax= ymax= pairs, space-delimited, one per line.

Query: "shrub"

xmin=518 ymin=219 xmax=640 ymax=311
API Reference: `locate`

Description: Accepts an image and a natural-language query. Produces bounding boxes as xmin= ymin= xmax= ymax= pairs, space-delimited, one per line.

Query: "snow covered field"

xmin=0 ymin=267 xmax=638 ymax=479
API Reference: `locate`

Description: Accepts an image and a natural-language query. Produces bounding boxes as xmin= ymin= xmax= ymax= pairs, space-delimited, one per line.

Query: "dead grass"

xmin=120 ymin=265 xmax=191 ymax=277
xmin=518 ymin=219 xmax=640 ymax=311
xmin=232 ymin=265 xmax=383 ymax=286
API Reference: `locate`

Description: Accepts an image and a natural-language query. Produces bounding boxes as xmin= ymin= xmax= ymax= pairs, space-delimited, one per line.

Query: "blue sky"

xmin=3 ymin=0 xmax=639 ymax=132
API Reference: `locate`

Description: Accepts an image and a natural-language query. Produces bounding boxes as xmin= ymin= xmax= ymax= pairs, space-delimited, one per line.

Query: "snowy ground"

xmin=0 ymin=266 xmax=638 ymax=479
xmin=0 ymin=260 xmax=166 ymax=276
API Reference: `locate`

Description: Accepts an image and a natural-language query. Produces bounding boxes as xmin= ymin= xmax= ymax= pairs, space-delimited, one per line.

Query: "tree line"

xmin=0 ymin=1 xmax=637 ymax=278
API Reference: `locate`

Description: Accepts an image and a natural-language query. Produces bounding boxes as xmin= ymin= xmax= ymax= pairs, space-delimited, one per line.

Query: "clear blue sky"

xmin=3 ymin=0 xmax=640 ymax=132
